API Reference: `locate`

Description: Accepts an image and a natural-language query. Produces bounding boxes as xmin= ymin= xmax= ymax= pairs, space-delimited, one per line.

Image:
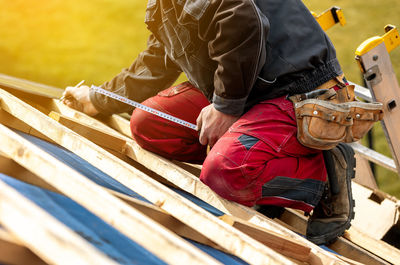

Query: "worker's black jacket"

xmin=90 ymin=0 xmax=343 ymax=116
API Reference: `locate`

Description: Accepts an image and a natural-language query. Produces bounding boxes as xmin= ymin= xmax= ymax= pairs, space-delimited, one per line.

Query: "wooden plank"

xmin=0 ymin=91 xmax=297 ymax=265
xmin=354 ymin=153 xmax=378 ymax=189
xmin=4 ymin=77 xmax=388 ymax=265
xmin=49 ymin=111 xmax=126 ymax=153
xmin=51 ymin=99 xmax=123 ymax=137
xmin=280 ymin=208 xmax=395 ymax=265
xmin=0 ymin=178 xmax=118 ymax=265
xmin=330 ymin=238 xmax=391 ymax=265
xmin=102 ymin=114 xmax=132 ymax=137
xmin=344 ymin=226 xmax=400 ymax=265
xmin=351 ymin=182 xmax=399 ymax=239
xmin=0 ymin=73 xmax=63 ymax=99
xmin=0 ymin=154 xmax=221 ymax=252
xmin=40 ymin=99 xmax=348 ymax=264
xmin=0 ymin=153 xmax=312 ymax=263
xmin=219 ymin=215 xmax=311 ymax=262
xmin=0 ymin=155 xmax=58 ymax=193
xmin=31 ymin=96 xmax=351 ymax=265
xmin=0 ymin=108 xmax=54 ymax=143
xmin=0 ymin=124 xmax=221 ymax=265
xmin=0 ymin=227 xmax=47 ymax=265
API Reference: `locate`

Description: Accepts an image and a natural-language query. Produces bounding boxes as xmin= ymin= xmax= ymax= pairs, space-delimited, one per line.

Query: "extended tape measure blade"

xmin=91 ymin=85 xmax=198 ymax=131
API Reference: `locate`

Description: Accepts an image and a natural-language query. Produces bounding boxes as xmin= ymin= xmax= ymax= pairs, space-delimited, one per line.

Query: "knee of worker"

xmin=130 ymin=108 xmax=207 ymax=163
xmin=200 ymin=134 xmax=268 ymax=206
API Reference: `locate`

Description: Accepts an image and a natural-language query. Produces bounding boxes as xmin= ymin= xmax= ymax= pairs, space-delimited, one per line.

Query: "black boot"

xmin=254 ymin=205 xmax=285 ymax=219
xmin=306 ymin=143 xmax=356 ymax=245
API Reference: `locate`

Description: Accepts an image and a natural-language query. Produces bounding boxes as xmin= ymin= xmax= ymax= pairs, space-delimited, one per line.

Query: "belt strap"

xmin=316 ymin=74 xmax=346 ymax=90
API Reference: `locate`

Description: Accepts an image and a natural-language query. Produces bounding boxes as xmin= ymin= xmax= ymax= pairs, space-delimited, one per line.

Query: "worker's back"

xmin=248 ymin=0 xmax=342 ymax=108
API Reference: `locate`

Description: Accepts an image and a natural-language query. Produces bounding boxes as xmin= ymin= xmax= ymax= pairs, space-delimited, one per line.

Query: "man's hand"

xmin=61 ymin=85 xmax=99 ymax=116
xmin=196 ymin=104 xmax=239 ymax=147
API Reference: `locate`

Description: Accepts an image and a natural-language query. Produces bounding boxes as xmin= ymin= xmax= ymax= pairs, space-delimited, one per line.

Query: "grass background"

xmin=1 ymin=0 xmax=399 ymax=197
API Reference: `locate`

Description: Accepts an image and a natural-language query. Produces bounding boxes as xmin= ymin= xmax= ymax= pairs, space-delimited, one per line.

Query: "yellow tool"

xmin=356 ymin=24 xmax=400 ymax=56
xmin=312 ymin=6 xmax=346 ymax=31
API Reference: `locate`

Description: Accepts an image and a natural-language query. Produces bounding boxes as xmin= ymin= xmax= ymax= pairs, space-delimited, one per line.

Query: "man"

xmin=62 ymin=0 xmax=355 ymax=245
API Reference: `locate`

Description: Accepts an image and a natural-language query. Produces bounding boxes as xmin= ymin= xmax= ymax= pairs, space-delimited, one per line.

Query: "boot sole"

xmin=307 ymin=143 xmax=356 ymax=245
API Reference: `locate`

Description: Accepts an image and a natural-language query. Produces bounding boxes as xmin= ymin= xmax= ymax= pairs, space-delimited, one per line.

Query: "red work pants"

xmin=130 ymin=82 xmax=326 ymax=212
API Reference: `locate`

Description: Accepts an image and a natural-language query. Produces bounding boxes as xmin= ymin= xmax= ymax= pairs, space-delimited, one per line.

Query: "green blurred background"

xmin=1 ymin=0 xmax=399 ymax=197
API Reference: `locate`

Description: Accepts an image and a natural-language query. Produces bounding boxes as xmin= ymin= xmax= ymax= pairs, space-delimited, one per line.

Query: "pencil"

xmin=60 ymin=80 xmax=85 ymax=101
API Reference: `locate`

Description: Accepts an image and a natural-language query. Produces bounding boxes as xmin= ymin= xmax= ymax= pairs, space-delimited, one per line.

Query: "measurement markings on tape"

xmin=91 ymin=85 xmax=198 ymax=131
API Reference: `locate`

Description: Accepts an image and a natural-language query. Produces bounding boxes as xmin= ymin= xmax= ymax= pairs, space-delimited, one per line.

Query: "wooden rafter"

xmin=0 ymin=227 xmax=46 ymax=265
xmin=0 ymin=177 xmax=118 ymax=265
xmin=0 ymin=88 xmax=297 ymax=265
xmin=49 ymin=111 xmax=127 ymax=153
xmin=280 ymin=208 xmax=397 ymax=265
xmin=0 ymin=123 xmax=221 ymax=265
xmin=47 ymin=98 xmax=348 ymax=264
xmin=0 ymin=152 xmax=313 ymax=262
xmin=31 ymin=95 xmax=355 ymax=264
xmin=0 ymin=73 xmax=63 ymax=99
xmin=3 ymin=78 xmax=397 ymax=264
xmin=97 ymin=111 xmax=400 ymax=265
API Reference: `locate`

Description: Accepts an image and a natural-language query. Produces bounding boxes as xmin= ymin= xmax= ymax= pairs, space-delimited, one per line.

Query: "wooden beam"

xmin=344 ymin=227 xmax=400 ymax=265
xmin=219 ymin=215 xmax=311 ymax=262
xmin=45 ymin=97 xmax=349 ymax=264
xmin=0 ymin=108 xmax=54 ymax=143
xmin=102 ymin=114 xmax=132 ymax=137
xmin=102 ymin=114 xmax=400 ymax=265
xmin=0 ymin=124 xmax=221 ymax=265
xmin=0 ymin=88 xmax=299 ymax=265
xmin=0 ymin=154 xmax=221 ymax=252
xmin=0 ymin=227 xmax=47 ymax=265
xmin=330 ymin=238 xmax=391 ymax=265
xmin=280 ymin=208 xmax=394 ymax=265
xmin=4 ymin=75 xmax=398 ymax=264
xmin=0 ymin=154 xmax=312 ymax=263
xmin=0 ymin=73 xmax=63 ymax=99
xmin=5 ymin=77 xmax=390 ymax=265
xmin=351 ymin=182 xmax=399 ymax=239
xmin=0 ymin=155 xmax=58 ymax=193
xmin=354 ymin=154 xmax=378 ymax=189
xmin=49 ymin=111 xmax=126 ymax=153
xmin=102 ymin=119 xmax=351 ymax=264
xmin=0 ymin=178 xmax=119 ymax=265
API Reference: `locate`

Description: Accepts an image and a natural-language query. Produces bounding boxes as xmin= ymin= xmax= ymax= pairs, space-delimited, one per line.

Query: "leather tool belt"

xmin=289 ymin=82 xmax=383 ymax=150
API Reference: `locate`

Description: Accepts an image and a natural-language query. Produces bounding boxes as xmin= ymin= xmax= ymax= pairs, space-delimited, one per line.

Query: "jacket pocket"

xmin=157 ymin=19 xmax=191 ymax=59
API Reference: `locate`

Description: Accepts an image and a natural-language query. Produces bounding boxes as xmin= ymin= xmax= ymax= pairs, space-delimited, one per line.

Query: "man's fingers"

xmin=198 ymin=127 xmax=207 ymax=146
xmin=63 ymin=98 xmax=74 ymax=108
xmin=63 ymin=98 xmax=83 ymax=112
xmin=208 ymin=136 xmax=218 ymax=148
xmin=61 ymin=86 xmax=76 ymax=101
xmin=196 ymin=109 xmax=204 ymax=132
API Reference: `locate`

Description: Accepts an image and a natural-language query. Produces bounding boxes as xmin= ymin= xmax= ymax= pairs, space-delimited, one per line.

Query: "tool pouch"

xmin=289 ymin=87 xmax=384 ymax=150
xmin=344 ymin=101 xmax=384 ymax=142
xmin=291 ymin=98 xmax=352 ymax=150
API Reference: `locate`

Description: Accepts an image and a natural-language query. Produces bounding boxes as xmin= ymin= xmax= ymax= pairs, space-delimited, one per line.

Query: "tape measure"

xmin=91 ymin=85 xmax=198 ymax=131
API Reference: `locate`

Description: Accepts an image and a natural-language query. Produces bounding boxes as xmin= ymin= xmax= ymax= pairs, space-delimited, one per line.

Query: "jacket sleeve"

xmin=89 ymin=34 xmax=182 ymax=115
xmin=199 ymin=0 xmax=268 ymax=116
